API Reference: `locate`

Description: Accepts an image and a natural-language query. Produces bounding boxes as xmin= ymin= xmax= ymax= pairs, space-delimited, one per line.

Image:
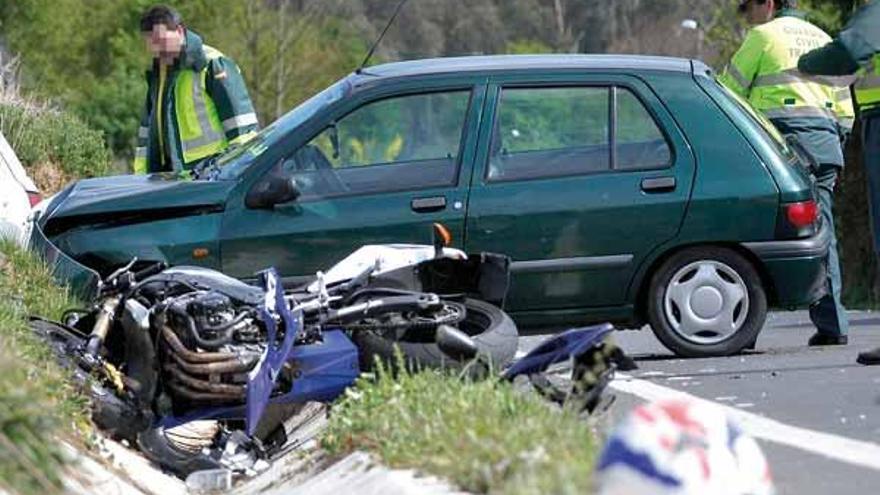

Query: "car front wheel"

xmin=647 ymin=247 xmax=767 ymax=357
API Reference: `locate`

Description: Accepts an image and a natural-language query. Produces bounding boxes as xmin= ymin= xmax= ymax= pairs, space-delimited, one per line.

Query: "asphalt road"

xmin=519 ymin=310 xmax=880 ymax=495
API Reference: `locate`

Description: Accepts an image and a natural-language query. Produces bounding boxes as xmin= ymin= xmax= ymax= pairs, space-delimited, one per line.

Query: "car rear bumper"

xmin=742 ymin=221 xmax=830 ymax=307
xmin=29 ymin=220 xmax=100 ymax=300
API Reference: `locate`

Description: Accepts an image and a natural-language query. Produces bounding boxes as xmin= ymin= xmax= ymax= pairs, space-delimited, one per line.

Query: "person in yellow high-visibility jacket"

xmin=133 ymin=5 xmax=258 ymax=174
xmin=720 ymin=0 xmax=854 ymax=347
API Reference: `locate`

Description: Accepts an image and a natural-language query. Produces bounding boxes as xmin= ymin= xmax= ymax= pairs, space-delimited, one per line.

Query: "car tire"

xmin=646 ymin=247 xmax=767 ymax=357
xmin=353 ymin=298 xmax=519 ymax=373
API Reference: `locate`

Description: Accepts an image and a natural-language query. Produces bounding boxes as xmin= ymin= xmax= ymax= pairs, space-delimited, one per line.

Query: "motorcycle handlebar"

xmin=133 ymin=262 xmax=168 ymax=283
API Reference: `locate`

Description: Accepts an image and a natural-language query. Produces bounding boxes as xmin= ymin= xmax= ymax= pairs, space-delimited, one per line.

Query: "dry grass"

xmin=29 ymin=161 xmax=72 ymax=195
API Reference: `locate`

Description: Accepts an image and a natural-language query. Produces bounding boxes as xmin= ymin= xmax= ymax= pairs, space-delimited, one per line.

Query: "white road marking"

xmin=638 ymin=371 xmax=667 ymax=377
xmin=611 ymin=373 xmax=880 ymax=471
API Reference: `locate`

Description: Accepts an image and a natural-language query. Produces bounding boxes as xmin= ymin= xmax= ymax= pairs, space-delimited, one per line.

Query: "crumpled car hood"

xmin=41 ymin=173 xmax=235 ymax=228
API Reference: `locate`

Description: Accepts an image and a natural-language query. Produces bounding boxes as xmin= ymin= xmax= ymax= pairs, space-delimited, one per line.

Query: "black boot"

xmin=807 ymin=333 xmax=848 ymax=346
xmin=857 ymin=347 xmax=880 ymax=365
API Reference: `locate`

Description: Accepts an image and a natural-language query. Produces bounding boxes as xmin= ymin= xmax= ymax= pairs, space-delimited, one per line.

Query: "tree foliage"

xmin=0 ymin=0 xmax=366 ymax=156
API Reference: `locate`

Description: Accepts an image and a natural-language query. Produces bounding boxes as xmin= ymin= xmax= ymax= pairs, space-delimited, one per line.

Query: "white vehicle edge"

xmin=0 ymin=131 xmax=40 ymax=246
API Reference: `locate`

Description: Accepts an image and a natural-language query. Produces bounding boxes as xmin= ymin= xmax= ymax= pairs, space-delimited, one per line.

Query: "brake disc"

xmin=341 ymin=300 xmax=466 ymax=332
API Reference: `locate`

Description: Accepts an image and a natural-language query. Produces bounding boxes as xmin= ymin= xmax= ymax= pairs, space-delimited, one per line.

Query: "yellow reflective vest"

xmin=134 ymin=30 xmax=258 ymax=174
xmin=720 ymin=11 xmax=855 ymax=132
xmin=855 ymin=54 xmax=880 ymax=112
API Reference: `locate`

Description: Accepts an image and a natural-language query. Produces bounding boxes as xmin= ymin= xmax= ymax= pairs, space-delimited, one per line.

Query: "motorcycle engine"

xmin=157 ymin=290 xmax=268 ymax=408
xmin=188 ymin=292 xmax=236 ymax=339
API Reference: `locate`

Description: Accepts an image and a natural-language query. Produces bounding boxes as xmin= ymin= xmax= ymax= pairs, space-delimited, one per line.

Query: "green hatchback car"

xmin=31 ymin=55 xmax=829 ymax=357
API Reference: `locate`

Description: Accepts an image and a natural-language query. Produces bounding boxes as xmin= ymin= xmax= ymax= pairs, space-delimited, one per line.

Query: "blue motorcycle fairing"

xmin=246 ymin=268 xmax=300 ymax=436
xmin=501 ymin=323 xmax=614 ymax=380
xmin=156 ymin=267 xmax=359 ymax=433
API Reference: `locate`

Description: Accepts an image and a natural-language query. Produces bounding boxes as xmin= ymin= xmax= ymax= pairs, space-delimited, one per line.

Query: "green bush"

xmin=0 ymin=101 xmax=111 ymax=181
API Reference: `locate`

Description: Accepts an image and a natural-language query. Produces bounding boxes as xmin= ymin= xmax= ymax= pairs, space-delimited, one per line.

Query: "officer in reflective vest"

xmin=799 ymin=0 xmax=880 ymax=364
xmin=720 ymin=0 xmax=854 ymax=347
xmin=134 ymin=5 xmax=258 ymax=174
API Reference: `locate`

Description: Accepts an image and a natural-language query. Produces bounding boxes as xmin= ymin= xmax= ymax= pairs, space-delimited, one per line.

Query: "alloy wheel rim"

xmin=663 ymin=260 xmax=749 ymax=345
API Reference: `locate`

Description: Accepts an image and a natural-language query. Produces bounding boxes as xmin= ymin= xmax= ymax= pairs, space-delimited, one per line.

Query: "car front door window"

xmin=280 ymin=91 xmax=471 ymax=200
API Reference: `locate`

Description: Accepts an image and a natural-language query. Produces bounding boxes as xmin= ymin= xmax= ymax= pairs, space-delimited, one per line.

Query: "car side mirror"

xmin=245 ymin=174 xmax=300 ymax=209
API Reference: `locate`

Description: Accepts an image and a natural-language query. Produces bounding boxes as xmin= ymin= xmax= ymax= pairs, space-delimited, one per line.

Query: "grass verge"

xmin=0 ymin=240 xmax=89 ymax=494
xmin=322 ymin=360 xmax=597 ymax=494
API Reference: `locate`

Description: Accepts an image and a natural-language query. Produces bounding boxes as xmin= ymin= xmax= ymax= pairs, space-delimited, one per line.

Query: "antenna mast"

xmin=357 ymin=0 xmax=409 ymax=73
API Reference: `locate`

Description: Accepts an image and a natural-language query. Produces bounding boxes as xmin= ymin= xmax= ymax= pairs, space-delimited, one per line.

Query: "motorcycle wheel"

xmin=352 ymin=298 xmax=518 ymax=373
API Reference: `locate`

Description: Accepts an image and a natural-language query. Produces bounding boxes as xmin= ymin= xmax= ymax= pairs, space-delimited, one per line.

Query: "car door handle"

xmin=411 ymin=196 xmax=447 ymax=213
xmin=641 ymin=177 xmax=676 ymax=193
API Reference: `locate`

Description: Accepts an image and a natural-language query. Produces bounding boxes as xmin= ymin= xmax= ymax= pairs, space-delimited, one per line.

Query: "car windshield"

xmin=214 ymin=78 xmax=352 ymax=180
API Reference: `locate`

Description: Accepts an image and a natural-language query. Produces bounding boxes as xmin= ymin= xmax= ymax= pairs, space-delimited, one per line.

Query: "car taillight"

xmin=785 ymin=200 xmax=818 ymax=228
xmin=775 ymin=199 xmax=819 ymax=239
xmin=27 ymin=191 xmax=42 ymax=208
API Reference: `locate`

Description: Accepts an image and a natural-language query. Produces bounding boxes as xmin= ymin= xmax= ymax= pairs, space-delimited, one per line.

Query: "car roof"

xmin=357 ymin=54 xmax=695 ymax=80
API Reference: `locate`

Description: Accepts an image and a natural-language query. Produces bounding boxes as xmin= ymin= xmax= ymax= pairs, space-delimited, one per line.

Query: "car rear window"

xmin=489 ymin=86 xmax=611 ymax=181
xmin=713 ymin=80 xmax=798 ymax=163
xmin=616 ymin=89 xmax=672 ymax=170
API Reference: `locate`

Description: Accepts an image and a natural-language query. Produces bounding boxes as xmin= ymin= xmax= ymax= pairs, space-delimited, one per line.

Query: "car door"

xmin=219 ymin=79 xmax=486 ymax=283
xmin=465 ymin=74 xmax=695 ymax=313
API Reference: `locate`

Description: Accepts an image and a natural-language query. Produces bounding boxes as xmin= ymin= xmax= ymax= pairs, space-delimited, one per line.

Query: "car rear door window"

xmin=281 ymin=90 xmax=470 ymax=199
xmin=615 ymin=88 xmax=672 ymax=170
xmin=487 ymin=87 xmax=611 ymax=181
xmin=487 ymin=86 xmax=672 ymax=182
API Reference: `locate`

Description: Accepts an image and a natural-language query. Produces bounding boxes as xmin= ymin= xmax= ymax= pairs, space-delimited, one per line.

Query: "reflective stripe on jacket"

xmin=855 ymin=54 xmax=880 ymax=112
xmin=133 ymin=30 xmax=258 ymax=174
xmin=175 ymin=45 xmax=227 ymax=165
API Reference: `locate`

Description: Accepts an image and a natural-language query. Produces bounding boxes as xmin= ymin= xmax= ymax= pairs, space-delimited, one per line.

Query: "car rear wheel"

xmin=647 ymin=247 xmax=767 ymax=357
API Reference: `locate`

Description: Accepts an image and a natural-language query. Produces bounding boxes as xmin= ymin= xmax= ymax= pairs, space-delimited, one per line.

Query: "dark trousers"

xmin=809 ymin=164 xmax=849 ymax=336
xmin=864 ymin=115 xmax=880 ymax=255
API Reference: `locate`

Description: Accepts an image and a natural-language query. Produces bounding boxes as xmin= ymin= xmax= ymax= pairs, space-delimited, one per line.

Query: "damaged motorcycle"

xmin=31 ymin=231 xmax=632 ymax=480
xmin=31 ymin=237 xmax=519 ymax=476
